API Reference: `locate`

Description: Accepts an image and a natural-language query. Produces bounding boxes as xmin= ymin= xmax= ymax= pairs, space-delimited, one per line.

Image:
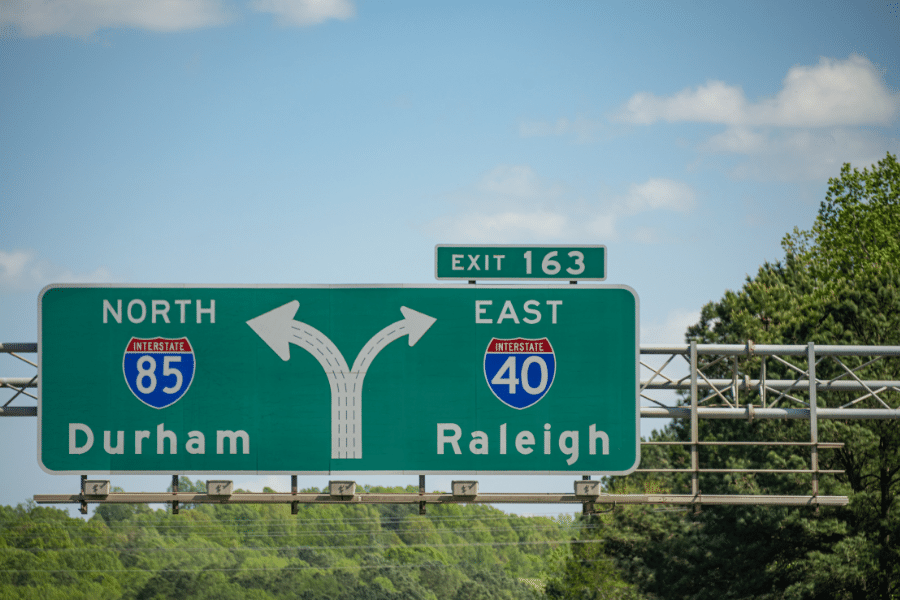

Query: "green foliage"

xmin=681 ymin=153 xmax=900 ymax=599
xmin=785 ymin=152 xmax=900 ymax=277
xmin=544 ymin=517 xmax=644 ymax=599
xmin=554 ymin=153 xmax=900 ymax=599
xmin=0 ymin=492 xmax=572 ymax=599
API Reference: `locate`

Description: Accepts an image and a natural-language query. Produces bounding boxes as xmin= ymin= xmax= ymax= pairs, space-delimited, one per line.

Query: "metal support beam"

xmin=32 ymin=491 xmax=848 ymax=507
xmin=642 ymin=344 xmax=900 ymax=356
xmin=0 ymin=406 xmax=36 ymax=416
xmin=581 ymin=475 xmax=594 ymax=515
xmin=10 ymin=341 xmax=898 ymax=509
xmin=79 ymin=475 xmax=87 ymax=515
xmin=0 ymin=343 xmax=37 ymax=353
xmin=690 ymin=341 xmax=699 ymax=508
xmin=642 ymin=379 xmax=900 ymax=391
xmin=639 ymin=407 xmax=900 ymax=419
xmin=3 ymin=405 xmax=898 ymax=419
xmin=5 ymin=377 xmax=900 ymax=392
xmin=419 ymin=475 xmax=426 ymax=515
xmin=809 ymin=343 xmax=819 ymax=499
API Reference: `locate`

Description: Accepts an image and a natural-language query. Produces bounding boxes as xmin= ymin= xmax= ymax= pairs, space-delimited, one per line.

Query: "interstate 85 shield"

xmin=484 ymin=337 xmax=556 ymax=409
xmin=122 ymin=337 xmax=196 ymax=409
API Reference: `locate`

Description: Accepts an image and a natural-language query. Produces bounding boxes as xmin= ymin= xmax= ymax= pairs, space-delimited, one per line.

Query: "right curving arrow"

xmin=247 ymin=301 xmax=436 ymax=459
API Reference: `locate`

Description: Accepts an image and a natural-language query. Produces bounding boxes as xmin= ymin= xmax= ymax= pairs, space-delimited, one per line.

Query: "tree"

xmin=560 ymin=153 xmax=900 ymax=599
xmin=685 ymin=153 xmax=900 ymax=599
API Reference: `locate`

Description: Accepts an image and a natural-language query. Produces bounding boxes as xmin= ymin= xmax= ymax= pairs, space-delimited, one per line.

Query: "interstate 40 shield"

xmin=484 ymin=338 xmax=555 ymax=409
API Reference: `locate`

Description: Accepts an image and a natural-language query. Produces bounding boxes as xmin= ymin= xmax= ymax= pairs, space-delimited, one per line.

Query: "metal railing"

xmin=636 ymin=341 xmax=899 ymax=508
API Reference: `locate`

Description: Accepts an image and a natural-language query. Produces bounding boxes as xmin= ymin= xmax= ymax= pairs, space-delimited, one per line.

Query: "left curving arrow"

xmin=247 ymin=301 xmax=436 ymax=459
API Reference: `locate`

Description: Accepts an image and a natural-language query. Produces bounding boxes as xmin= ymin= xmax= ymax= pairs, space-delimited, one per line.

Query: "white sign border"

xmin=434 ymin=244 xmax=608 ymax=281
xmin=38 ymin=283 xmax=638 ymax=477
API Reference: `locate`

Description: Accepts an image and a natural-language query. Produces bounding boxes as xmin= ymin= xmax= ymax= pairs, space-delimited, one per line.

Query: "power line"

xmin=3 ymin=511 xmax=575 ymax=530
xmin=0 ymin=537 xmax=594 ymax=553
xmin=2 ymin=520 xmax=578 ymax=534
xmin=0 ymin=556 xmax=613 ymax=576
xmin=2 ymin=530 xmax=592 ymax=547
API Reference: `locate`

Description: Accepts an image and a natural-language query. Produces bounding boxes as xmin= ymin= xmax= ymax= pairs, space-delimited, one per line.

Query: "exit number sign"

xmin=435 ymin=245 xmax=606 ymax=281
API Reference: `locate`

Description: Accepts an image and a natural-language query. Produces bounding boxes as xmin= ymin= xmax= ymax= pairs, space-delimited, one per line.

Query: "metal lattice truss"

xmin=0 ymin=343 xmax=37 ymax=416
xmin=5 ymin=342 xmax=900 ymax=510
xmin=640 ymin=342 xmax=900 ymax=419
xmin=636 ymin=342 xmax=900 ymax=510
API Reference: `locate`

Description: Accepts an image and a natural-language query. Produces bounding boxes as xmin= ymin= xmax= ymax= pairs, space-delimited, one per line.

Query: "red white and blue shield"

xmin=484 ymin=337 xmax=555 ymax=410
xmin=123 ymin=337 xmax=196 ymax=409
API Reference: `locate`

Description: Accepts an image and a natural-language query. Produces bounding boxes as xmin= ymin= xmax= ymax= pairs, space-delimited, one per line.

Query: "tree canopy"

xmin=2 ymin=485 xmax=576 ymax=600
xmin=554 ymin=153 xmax=900 ymax=600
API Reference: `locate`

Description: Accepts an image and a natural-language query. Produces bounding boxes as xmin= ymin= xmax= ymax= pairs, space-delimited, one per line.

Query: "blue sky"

xmin=1 ymin=0 xmax=899 ymax=516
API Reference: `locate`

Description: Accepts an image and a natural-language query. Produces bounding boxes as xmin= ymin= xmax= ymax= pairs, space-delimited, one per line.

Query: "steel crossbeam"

xmin=6 ymin=342 xmax=899 ymax=509
xmin=32 ymin=491 xmax=849 ymax=507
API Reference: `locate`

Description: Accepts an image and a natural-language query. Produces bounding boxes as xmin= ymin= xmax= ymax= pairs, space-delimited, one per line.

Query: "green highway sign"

xmin=435 ymin=245 xmax=606 ymax=280
xmin=39 ymin=284 xmax=638 ymax=475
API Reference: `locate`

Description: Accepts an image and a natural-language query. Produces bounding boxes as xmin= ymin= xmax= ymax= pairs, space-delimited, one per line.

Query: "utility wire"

xmin=4 ymin=512 xmax=575 ymax=530
xmin=0 ymin=537 xmax=598 ymax=553
xmin=0 ymin=556 xmax=615 ymax=575
xmin=1 ymin=523 xmax=590 ymax=540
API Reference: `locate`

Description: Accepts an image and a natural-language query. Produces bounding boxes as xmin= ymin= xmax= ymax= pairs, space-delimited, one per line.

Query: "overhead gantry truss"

xmin=4 ymin=341 xmax=898 ymax=511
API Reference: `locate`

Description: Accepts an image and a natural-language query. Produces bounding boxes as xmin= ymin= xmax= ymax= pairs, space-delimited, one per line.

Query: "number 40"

xmin=491 ymin=355 xmax=550 ymax=395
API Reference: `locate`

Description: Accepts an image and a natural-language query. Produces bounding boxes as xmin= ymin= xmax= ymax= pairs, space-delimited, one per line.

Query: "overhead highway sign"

xmin=38 ymin=284 xmax=638 ymax=475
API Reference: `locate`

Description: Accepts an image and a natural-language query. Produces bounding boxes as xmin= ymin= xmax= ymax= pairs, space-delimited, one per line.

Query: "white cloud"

xmin=754 ymin=55 xmax=899 ymax=127
xmin=709 ymin=127 xmax=900 ymax=181
xmin=585 ymin=214 xmax=617 ymax=239
xmin=421 ymin=166 xmax=696 ymax=243
xmin=0 ymin=0 xmax=231 ymax=37
xmin=615 ymin=55 xmax=900 ymax=182
xmin=631 ymin=227 xmax=660 ymax=244
xmin=423 ymin=165 xmax=588 ymax=243
xmin=619 ymin=80 xmax=748 ymax=126
xmin=477 ymin=164 xmax=549 ymax=200
xmin=617 ymin=55 xmax=900 ymax=128
xmin=0 ymin=250 xmax=119 ymax=291
xmin=704 ymin=126 xmax=768 ymax=154
xmin=625 ymin=178 xmax=695 ymax=213
xmin=249 ymin=0 xmax=354 ymax=26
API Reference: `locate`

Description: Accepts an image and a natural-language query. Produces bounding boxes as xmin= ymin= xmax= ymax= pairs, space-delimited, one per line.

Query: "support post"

xmin=761 ymin=356 xmax=767 ymax=407
xmin=291 ymin=475 xmax=298 ymax=515
xmin=581 ymin=475 xmax=594 ymax=515
xmin=419 ymin=475 xmax=426 ymax=515
xmin=80 ymin=475 xmax=87 ymax=515
xmin=691 ymin=341 xmax=700 ymax=512
xmin=171 ymin=475 xmax=179 ymax=515
xmin=808 ymin=343 xmax=819 ymax=502
xmin=732 ymin=356 xmax=738 ymax=406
